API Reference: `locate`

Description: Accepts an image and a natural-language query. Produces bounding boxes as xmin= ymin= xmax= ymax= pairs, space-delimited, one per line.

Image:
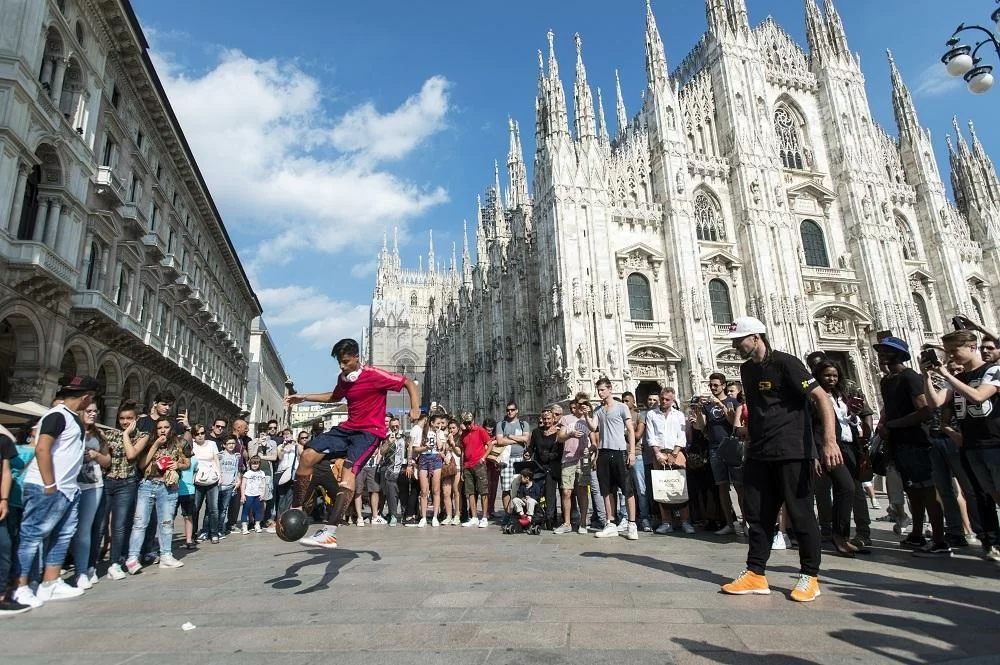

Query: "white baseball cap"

xmin=726 ymin=317 xmax=767 ymax=339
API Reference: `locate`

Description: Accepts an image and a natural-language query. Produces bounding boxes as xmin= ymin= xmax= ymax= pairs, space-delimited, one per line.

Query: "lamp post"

xmin=941 ymin=1 xmax=1000 ymax=94
xmin=284 ymin=379 xmax=295 ymax=430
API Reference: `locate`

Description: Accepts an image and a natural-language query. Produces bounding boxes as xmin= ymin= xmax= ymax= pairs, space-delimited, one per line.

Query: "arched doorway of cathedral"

xmin=626 ymin=345 xmax=681 ymax=401
xmin=0 ymin=310 xmax=44 ymax=403
xmin=811 ymin=303 xmax=875 ymax=404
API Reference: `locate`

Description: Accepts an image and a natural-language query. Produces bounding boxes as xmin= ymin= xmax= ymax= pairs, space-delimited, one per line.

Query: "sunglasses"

xmin=506 ymin=408 xmax=517 ymax=412
xmin=213 ymin=424 xmax=225 ymax=428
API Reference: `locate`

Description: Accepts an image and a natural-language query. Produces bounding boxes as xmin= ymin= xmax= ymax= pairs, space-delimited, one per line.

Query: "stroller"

xmin=501 ymin=458 xmax=550 ymax=535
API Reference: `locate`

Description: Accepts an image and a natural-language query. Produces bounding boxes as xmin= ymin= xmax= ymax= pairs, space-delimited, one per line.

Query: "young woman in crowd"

xmin=439 ymin=419 xmax=460 ymax=524
xmin=191 ymin=424 xmax=222 ymax=544
xmin=446 ymin=418 xmax=464 ymax=523
xmin=813 ymin=360 xmax=862 ymax=556
xmin=413 ymin=411 xmax=446 ymax=527
xmin=72 ymin=403 xmax=110 ymax=589
xmin=124 ymin=418 xmax=189 ymax=573
xmin=102 ymin=401 xmax=148 ymax=580
xmin=275 ymin=431 xmax=304 ymax=516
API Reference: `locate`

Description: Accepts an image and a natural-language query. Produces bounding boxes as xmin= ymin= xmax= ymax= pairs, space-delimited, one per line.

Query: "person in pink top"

xmin=285 ymin=338 xmax=420 ymax=548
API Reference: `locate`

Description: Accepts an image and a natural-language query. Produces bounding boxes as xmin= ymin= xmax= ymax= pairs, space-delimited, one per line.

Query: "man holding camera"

xmin=922 ymin=330 xmax=1000 ymax=562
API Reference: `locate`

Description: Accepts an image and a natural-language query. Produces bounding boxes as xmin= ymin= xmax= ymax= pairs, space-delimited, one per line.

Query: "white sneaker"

xmin=432 ymin=516 xmax=440 ymax=527
xmin=417 ymin=518 xmax=427 ymax=528
xmin=681 ymin=522 xmax=696 ymax=535
xmin=655 ymin=523 xmax=673 ymax=535
xmin=107 ymin=563 xmax=127 ymax=581
xmin=372 ymin=516 xmax=388 ymax=525
xmin=595 ymin=522 xmax=619 ymax=538
xmin=241 ymin=524 xmax=249 ymax=535
xmin=158 ymin=554 xmax=184 ymax=569
xmin=625 ymin=522 xmax=639 ymax=541
xmin=357 ymin=518 xmax=366 ymax=527
xmin=771 ymin=532 xmax=788 ymax=550
xmin=87 ymin=568 xmax=99 ymax=585
xmin=462 ymin=517 xmax=479 ymax=527
xmin=254 ymin=524 xmax=262 ymax=533
xmin=983 ymin=545 xmax=1000 ymax=562
xmin=715 ymin=524 xmax=735 ymax=536
xmin=617 ymin=521 xmax=629 ymax=533
xmin=478 ymin=517 xmax=488 ymax=528
xmin=553 ymin=524 xmax=572 ymax=534
xmin=36 ymin=579 xmax=84 ymax=601
xmin=12 ymin=586 xmax=43 ymax=608
xmin=76 ymin=574 xmax=92 ymax=591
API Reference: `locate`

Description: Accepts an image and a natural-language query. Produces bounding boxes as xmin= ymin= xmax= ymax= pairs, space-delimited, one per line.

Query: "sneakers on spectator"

xmin=577 ymin=525 xmax=588 ymax=535
xmin=107 ymin=563 xmax=127 ymax=581
xmin=966 ymin=533 xmax=980 ymax=548
xmin=254 ymin=524 xmax=263 ymax=533
xmin=36 ymin=579 xmax=84 ymax=601
xmin=357 ymin=518 xmax=367 ymax=527
xmin=771 ymin=532 xmax=788 ymax=550
xmin=87 ymin=568 xmax=99 ymax=586
xmin=944 ymin=533 xmax=969 ymax=548
xmin=617 ymin=521 xmax=629 ymax=533
xmin=388 ymin=516 xmax=398 ymax=527
xmin=553 ymin=524 xmax=572 ymax=534
xmin=416 ymin=518 xmax=427 ymax=528
xmin=478 ymin=517 xmax=488 ymax=528
xmin=984 ymin=545 xmax=1000 ymax=562
xmin=372 ymin=516 xmax=388 ymax=525
xmin=625 ymin=522 xmax=639 ymax=541
xmin=681 ymin=522 xmax=696 ymax=535
xmin=241 ymin=524 xmax=249 ymax=535
xmin=124 ymin=558 xmax=142 ymax=575
xmin=12 ymin=586 xmax=43 ymax=608
xmin=197 ymin=531 xmax=210 ymax=542
xmin=432 ymin=516 xmax=440 ymax=527
xmin=159 ymin=554 xmax=184 ymax=569
xmin=264 ymin=526 xmax=277 ymax=534
xmin=300 ymin=527 xmax=338 ymax=548
xmin=715 ymin=523 xmax=735 ymax=536
xmin=912 ymin=541 xmax=952 ymax=558
xmin=640 ymin=519 xmax=652 ymax=533
xmin=462 ymin=517 xmax=478 ymax=527
xmin=75 ymin=574 xmax=92 ymax=591
xmin=595 ymin=522 xmax=619 ymax=538
xmin=0 ymin=597 xmax=32 ymax=616
xmin=899 ymin=534 xmax=926 ymax=550
xmin=790 ymin=575 xmax=821 ymax=602
xmin=655 ymin=523 xmax=673 ymax=535
xmin=721 ymin=570 xmax=771 ymax=595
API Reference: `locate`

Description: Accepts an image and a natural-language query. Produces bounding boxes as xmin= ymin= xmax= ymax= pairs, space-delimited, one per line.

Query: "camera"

xmin=919 ymin=348 xmax=941 ymax=367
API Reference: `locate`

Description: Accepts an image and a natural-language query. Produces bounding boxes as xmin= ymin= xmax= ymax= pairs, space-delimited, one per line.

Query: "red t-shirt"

xmin=331 ymin=366 xmax=407 ymax=439
xmin=460 ymin=424 xmax=491 ymax=468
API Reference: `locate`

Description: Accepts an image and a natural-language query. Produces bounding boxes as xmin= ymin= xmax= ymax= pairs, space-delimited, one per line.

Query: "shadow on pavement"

xmin=264 ymin=548 xmax=381 ymax=595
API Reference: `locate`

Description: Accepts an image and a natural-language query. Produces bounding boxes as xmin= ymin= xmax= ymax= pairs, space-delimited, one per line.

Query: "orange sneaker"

xmin=790 ymin=574 xmax=821 ymax=602
xmin=299 ymin=528 xmax=338 ymax=549
xmin=721 ymin=570 xmax=771 ymax=595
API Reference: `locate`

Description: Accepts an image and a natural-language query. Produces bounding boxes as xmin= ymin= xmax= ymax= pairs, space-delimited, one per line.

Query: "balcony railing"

xmin=625 ymin=319 xmax=671 ymax=336
xmin=70 ymin=290 xmax=122 ymax=325
xmin=119 ymin=202 xmax=149 ymax=234
xmin=6 ymin=240 xmax=78 ymax=289
xmin=140 ymin=232 xmax=165 ymax=258
xmin=93 ymin=167 xmax=126 ymax=206
xmin=159 ymin=253 xmax=179 ymax=277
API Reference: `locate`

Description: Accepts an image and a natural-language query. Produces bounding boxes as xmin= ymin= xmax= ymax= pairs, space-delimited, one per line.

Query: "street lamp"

xmin=941 ymin=1 xmax=1000 ymax=94
xmin=284 ymin=379 xmax=295 ymax=429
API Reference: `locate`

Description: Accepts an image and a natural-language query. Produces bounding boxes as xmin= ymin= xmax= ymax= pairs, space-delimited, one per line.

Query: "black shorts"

xmin=596 ymin=449 xmax=634 ymax=498
xmin=177 ymin=494 xmax=196 ymax=518
xmin=306 ymin=426 xmax=381 ymax=476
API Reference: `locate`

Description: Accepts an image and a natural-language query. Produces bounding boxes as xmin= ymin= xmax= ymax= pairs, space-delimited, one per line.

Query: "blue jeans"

xmin=241 ymin=496 xmax=263 ymax=523
xmin=71 ymin=486 xmax=103 ymax=575
xmin=194 ymin=483 xmax=220 ymax=537
xmin=0 ymin=509 xmax=12 ymax=590
xmin=103 ymin=477 xmax=138 ymax=565
xmin=15 ymin=484 xmax=80 ymax=581
xmin=128 ymin=480 xmax=178 ymax=559
xmin=589 ymin=468 xmax=606 ymax=525
xmin=632 ymin=456 xmax=651 ymax=522
xmin=929 ymin=435 xmax=981 ymax=536
xmin=217 ymin=485 xmax=236 ymax=535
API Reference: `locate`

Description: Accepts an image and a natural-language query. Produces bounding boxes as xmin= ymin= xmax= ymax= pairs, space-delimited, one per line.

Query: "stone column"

xmin=78 ymin=231 xmax=94 ymax=288
xmin=50 ymin=58 xmax=68 ymax=107
xmin=43 ymin=200 xmax=62 ymax=246
xmin=7 ymin=163 xmax=28 ymax=236
xmin=32 ymin=198 xmax=50 ymax=242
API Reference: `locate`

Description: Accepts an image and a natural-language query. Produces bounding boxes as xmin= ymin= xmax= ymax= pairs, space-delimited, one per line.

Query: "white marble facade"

xmin=368 ymin=0 xmax=1000 ymax=418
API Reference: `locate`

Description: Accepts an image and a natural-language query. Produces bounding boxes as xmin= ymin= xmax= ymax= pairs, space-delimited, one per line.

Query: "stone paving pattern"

xmin=5 ymin=510 xmax=1000 ymax=665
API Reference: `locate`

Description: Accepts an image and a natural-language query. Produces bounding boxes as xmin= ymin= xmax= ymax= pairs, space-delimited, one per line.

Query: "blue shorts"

xmin=709 ymin=443 xmax=743 ymax=486
xmin=418 ymin=454 xmax=443 ymax=473
xmin=306 ymin=426 xmax=381 ymax=475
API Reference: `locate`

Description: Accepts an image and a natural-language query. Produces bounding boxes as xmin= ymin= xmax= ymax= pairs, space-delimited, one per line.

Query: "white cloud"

xmin=150 ymin=49 xmax=451 ymax=256
xmin=914 ymin=63 xmax=963 ymax=98
xmin=258 ymin=286 xmax=368 ymax=349
xmin=350 ymin=258 xmax=378 ymax=279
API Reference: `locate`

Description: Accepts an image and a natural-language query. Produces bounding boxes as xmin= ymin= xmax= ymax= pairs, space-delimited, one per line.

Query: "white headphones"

xmin=343 ymin=369 xmax=362 ymax=383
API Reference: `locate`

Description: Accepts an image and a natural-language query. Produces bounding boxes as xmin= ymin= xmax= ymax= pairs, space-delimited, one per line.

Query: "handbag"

xmin=277 ymin=443 xmax=299 ymax=486
xmin=441 ymin=455 xmax=458 ymax=479
xmin=868 ymin=434 xmax=889 ymax=477
xmin=651 ymin=467 xmax=688 ymax=504
xmin=718 ymin=435 xmax=746 ymax=467
xmin=194 ymin=462 xmax=220 ymax=486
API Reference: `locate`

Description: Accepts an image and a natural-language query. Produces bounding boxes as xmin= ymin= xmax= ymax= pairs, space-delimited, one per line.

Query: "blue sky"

xmin=131 ymin=0 xmax=998 ymax=395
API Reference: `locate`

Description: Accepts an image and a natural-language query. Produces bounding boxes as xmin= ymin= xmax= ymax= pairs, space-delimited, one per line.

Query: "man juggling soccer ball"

xmin=281 ymin=338 xmax=420 ymax=548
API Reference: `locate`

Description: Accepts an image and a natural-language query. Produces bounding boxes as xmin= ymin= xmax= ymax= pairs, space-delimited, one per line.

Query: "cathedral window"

xmin=972 ymin=297 xmax=985 ymax=324
xmin=708 ymin=279 xmax=733 ymax=325
xmin=774 ymin=105 xmax=804 ymax=170
xmin=895 ymin=215 xmax=917 ymax=260
xmin=694 ymin=191 xmax=725 ymax=241
xmin=800 ymin=219 xmax=829 ymax=267
xmin=627 ymin=273 xmax=653 ymax=321
xmin=912 ymin=293 xmax=932 ymax=332
xmin=409 ymin=292 xmax=418 ymax=307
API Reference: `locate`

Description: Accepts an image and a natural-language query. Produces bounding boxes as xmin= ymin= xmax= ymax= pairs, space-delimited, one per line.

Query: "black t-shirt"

xmin=137 ymin=414 xmax=187 ymax=438
xmin=879 ymin=368 xmax=929 ymax=447
xmin=0 ymin=432 xmax=15 ymax=462
xmin=954 ymin=363 xmax=1000 ymax=449
xmin=528 ymin=427 xmax=561 ymax=465
xmin=740 ymin=350 xmax=818 ymax=461
xmin=702 ymin=397 xmax=738 ymax=445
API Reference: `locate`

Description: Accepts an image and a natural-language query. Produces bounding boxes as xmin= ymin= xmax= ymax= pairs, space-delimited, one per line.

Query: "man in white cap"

xmin=720 ymin=317 xmax=840 ymax=603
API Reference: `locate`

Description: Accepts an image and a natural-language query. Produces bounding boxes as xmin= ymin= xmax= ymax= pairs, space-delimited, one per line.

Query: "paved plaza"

xmin=6 ymin=512 xmax=999 ymax=665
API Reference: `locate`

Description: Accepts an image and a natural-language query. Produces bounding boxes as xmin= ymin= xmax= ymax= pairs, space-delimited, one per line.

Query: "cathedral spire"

xmin=535 ymin=49 xmax=548 ymax=141
xmin=953 ymin=116 xmax=971 ymax=156
xmin=462 ymin=218 xmax=472 ymax=281
xmin=451 ymin=241 xmax=457 ymax=273
xmin=706 ymin=0 xmax=750 ymax=37
xmin=644 ymin=0 xmax=669 ymax=88
xmin=888 ymin=49 xmax=920 ymax=140
xmin=823 ymin=0 xmax=850 ymax=57
xmin=427 ymin=230 xmax=435 ymax=273
xmin=615 ymin=69 xmax=628 ymax=137
xmin=475 ymin=196 xmax=487 ymax=265
xmin=804 ymin=0 xmax=828 ymax=61
xmin=596 ymin=86 xmax=609 ymax=142
xmin=507 ymin=117 xmax=529 ymax=208
xmin=392 ymin=226 xmax=400 ymax=270
xmin=546 ymin=30 xmax=570 ymax=136
xmin=573 ymin=33 xmax=596 ymax=140
xmin=969 ymin=119 xmax=989 ymax=161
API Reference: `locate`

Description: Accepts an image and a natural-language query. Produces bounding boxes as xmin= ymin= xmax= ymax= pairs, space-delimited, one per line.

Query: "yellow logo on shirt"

xmin=801 ymin=380 xmax=812 ymax=390
xmin=758 ymin=381 xmax=772 ymax=391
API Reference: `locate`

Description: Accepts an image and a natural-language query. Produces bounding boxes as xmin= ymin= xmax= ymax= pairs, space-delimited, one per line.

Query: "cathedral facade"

xmin=367 ymin=0 xmax=1000 ymax=419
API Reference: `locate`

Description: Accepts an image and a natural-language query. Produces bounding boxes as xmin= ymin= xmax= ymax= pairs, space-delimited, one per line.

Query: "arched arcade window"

xmin=627 ymin=273 xmax=653 ymax=321
xmin=774 ymin=105 xmax=804 ymax=170
xmin=800 ymin=219 xmax=829 ymax=267
xmin=694 ymin=192 xmax=725 ymax=241
xmin=708 ymin=279 xmax=734 ymax=325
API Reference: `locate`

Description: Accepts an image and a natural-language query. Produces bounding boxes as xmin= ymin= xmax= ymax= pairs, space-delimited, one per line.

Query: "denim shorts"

xmin=417 ymin=454 xmax=443 ymax=473
xmin=892 ymin=444 xmax=935 ymax=489
xmin=709 ymin=444 xmax=743 ymax=486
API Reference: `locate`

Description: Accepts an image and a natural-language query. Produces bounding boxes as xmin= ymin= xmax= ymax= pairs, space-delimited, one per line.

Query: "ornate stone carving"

xmin=676 ymin=169 xmax=685 ymax=193
xmin=691 ymin=287 xmax=704 ymax=321
xmin=750 ymin=180 xmax=761 ymax=204
xmin=821 ymin=316 xmax=847 ymax=336
xmin=633 ymin=348 xmax=665 ymax=360
xmin=602 ymin=281 xmax=612 ymax=317
xmin=607 ymin=345 xmax=619 ymax=377
xmin=576 ymin=342 xmax=589 ymax=377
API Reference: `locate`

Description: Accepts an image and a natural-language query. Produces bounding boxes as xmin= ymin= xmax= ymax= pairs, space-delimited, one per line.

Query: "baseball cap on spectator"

xmin=460 ymin=411 xmax=474 ymax=424
xmin=725 ymin=317 xmax=767 ymax=339
xmin=57 ymin=375 xmax=100 ymax=395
